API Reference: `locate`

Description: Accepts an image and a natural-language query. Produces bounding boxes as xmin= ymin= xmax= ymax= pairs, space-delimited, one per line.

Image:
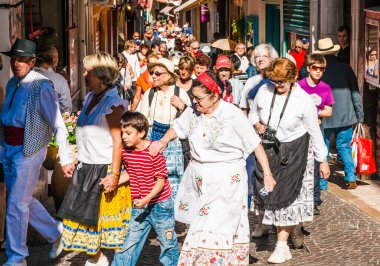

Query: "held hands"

xmin=134 ymin=198 xmax=149 ymax=208
xmin=61 ymin=162 xmax=76 ymax=178
xmin=170 ymin=95 xmax=185 ymax=111
xmin=263 ymin=173 xmax=276 ymax=192
xmin=99 ymin=174 xmax=119 ymax=193
xmin=150 ymin=140 xmax=168 ymax=156
xmin=254 ymin=122 xmax=267 ymax=135
xmin=320 ymin=159 xmax=330 ymax=179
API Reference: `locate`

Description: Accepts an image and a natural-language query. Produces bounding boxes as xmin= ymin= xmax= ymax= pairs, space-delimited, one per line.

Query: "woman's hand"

xmin=62 ymin=162 xmax=76 ymax=178
xmin=99 ymin=174 xmax=119 ymax=193
xmin=263 ymin=173 xmax=276 ymax=192
xmin=170 ymin=95 xmax=185 ymax=111
xmin=254 ymin=122 xmax=267 ymax=135
xmin=319 ymin=159 xmax=330 ymax=179
xmin=150 ymin=140 xmax=168 ymax=156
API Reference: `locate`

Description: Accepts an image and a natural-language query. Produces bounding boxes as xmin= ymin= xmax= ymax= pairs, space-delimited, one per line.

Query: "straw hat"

xmin=148 ymin=58 xmax=178 ymax=79
xmin=314 ymin=38 xmax=340 ymax=54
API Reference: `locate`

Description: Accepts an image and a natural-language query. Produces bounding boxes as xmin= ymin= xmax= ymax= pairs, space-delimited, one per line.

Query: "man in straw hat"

xmin=315 ymin=38 xmax=364 ymax=189
xmin=0 ymin=38 xmax=75 ymax=265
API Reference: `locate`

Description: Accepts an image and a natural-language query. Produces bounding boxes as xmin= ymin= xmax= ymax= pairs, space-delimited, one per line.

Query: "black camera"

xmin=260 ymin=126 xmax=277 ymax=142
xmin=260 ymin=127 xmax=288 ymax=165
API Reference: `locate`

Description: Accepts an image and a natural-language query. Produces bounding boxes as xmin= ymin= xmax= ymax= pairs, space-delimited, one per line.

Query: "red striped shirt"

xmin=122 ymin=144 xmax=171 ymax=203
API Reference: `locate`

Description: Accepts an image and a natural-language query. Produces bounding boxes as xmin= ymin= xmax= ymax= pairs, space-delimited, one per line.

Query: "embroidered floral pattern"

xmin=179 ymin=244 xmax=249 ymax=265
xmin=195 ymin=175 xmax=203 ymax=188
xmin=231 ymin=173 xmax=241 ymax=183
xmin=178 ymin=201 xmax=189 ymax=212
xmin=199 ymin=207 xmax=210 ymax=216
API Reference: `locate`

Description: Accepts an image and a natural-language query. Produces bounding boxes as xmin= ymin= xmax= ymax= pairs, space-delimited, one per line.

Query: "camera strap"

xmin=266 ymin=84 xmax=293 ymax=131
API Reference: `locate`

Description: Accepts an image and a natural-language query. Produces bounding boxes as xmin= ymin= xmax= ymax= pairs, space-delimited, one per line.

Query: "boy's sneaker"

xmin=267 ymin=245 xmax=292 ymax=264
xmin=85 ymin=254 xmax=109 ymax=266
xmin=314 ymin=206 xmax=321 ymax=215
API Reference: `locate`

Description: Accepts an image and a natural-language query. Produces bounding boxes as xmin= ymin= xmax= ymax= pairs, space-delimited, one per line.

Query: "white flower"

xmin=67 ymin=126 xmax=74 ymax=133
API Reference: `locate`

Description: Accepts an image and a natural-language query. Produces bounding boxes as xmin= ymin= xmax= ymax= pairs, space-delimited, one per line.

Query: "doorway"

xmin=265 ymin=4 xmax=280 ymax=53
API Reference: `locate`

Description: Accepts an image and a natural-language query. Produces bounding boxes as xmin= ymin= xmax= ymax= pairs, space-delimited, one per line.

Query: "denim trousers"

xmin=324 ymin=126 xmax=357 ymax=182
xmin=246 ymin=154 xmax=255 ymax=208
xmin=313 ymin=160 xmax=322 ymax=206
xmin=112 ymin=197 xmax=179 ymax=266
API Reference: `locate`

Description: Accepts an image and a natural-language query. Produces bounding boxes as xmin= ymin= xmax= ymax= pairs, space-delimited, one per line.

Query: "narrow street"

xmin=1 ymin=164 xmax=380 ymax=266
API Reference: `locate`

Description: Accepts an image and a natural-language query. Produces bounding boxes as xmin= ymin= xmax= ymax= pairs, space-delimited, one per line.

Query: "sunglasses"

xmin=310 ymin=65 xmax=325 ymax=72
xmin=295 ymin=46 xmax=302 ymax=49
xmin=150 ymin=71 xmax=167 ymax=77
xmin=270 ymin=80 xmax=286 ymax=86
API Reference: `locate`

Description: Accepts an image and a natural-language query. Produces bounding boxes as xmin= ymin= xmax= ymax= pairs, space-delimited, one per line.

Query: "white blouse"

xmin=138 ymin=85 xmax=191 ymax=125
xmin=173 ymin=100 xmax=261 ymax=164
xmin=248 ymin=83 xmax=327 ymax=162
xmin=76 ymin=87 xmax=128 ymax=164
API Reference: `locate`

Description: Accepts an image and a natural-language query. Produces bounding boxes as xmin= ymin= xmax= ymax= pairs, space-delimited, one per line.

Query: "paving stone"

xmin=1 ymin=184 xmax=380 ymax=265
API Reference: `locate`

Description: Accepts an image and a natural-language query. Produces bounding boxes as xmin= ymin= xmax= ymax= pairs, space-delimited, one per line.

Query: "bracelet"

xmin=264 ymin=173 xmax=273 ymax=177
xmin=111 ymin=171 xmax=121 ymax=177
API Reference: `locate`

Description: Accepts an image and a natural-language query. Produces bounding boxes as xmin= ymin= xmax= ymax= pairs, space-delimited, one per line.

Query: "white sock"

xmin=277 ymin=241 xmax=288 ymax=247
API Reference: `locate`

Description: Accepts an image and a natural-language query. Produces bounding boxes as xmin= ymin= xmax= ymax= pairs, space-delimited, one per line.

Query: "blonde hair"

xmin=266 ymin=58 xmax=297 ymax=83
xmin=178 ymin=55 xmax=195 ymax=71
xmin=83 ymin=52 xmax=119 ymax=86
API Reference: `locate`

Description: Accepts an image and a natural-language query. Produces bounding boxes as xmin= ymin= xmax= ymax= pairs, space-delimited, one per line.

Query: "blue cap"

xmin=302 ymin=37 xmax=310 ymax=43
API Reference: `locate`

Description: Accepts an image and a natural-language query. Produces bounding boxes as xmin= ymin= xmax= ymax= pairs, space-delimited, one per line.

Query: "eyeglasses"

xmin=150 ymin=71 xmax=167 ymax=77
xmin=310 ymin=65 xmax=325 ymax=72
xmin=270 ymin=80 xmax=286 ymax=86
xmin=192 ymin=94 xmax=209 ymax=103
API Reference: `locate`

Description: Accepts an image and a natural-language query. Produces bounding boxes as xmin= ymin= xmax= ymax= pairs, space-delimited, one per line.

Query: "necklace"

xmin=94 ymin=88 xmax=109 ymax=99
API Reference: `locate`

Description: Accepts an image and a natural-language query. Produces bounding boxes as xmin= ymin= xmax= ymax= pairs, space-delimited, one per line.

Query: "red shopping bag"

xmin=351 ymin=124 xmax=376 ymax=175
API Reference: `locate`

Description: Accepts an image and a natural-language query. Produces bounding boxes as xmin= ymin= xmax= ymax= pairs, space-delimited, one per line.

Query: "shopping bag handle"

xmin=353 ymin=123 xmax=365 ymax=138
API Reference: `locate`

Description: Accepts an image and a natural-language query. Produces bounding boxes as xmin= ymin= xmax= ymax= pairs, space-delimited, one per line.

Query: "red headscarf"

xmin=197 ymin=72 xmax=222 ymax=94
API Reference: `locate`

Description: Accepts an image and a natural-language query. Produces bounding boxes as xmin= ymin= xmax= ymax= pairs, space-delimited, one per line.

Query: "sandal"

xmin=0 ymin=239 xmax=5 ymax=251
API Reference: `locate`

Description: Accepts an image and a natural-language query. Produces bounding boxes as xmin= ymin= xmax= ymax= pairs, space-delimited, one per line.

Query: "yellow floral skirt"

xmin=62 ymin=184 xmax=132 ymax=255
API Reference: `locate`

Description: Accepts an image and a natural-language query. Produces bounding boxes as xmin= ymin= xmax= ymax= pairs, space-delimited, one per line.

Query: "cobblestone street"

xmin=1 ymin=166 xmax=380 ymax=265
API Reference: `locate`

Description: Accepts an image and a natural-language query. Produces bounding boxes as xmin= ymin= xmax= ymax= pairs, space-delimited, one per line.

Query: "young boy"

xmin=112 ymin=111 xmax=179 ymax=266
xmin=298 ymin=54 xmax=334 ymax=215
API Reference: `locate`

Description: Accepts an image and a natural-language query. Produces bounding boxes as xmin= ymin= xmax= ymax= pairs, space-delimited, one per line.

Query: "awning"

xmin=173 ymin=0 xmax=206 ymax=13
xmin=160 ymin=5 xmax=174 ymax=14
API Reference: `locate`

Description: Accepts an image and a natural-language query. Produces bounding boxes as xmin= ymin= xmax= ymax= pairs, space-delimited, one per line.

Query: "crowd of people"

xmin=0 ymin=20 xmax=364 ymax=266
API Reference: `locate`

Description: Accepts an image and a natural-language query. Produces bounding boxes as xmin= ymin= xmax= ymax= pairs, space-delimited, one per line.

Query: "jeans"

xmin=324 ymin=126 xmax=356 ymax=182
xmin=246 ymin=154 xmax=255 ymax=208
xmin=313 ymin=160 xmax=322 ymax=206
xmin=112 ymin=197 xmax=179 ymax=266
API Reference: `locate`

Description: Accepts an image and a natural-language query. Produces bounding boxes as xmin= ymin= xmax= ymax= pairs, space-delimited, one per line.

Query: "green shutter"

xmin=283 ymin=0 xmax=310 ymax=35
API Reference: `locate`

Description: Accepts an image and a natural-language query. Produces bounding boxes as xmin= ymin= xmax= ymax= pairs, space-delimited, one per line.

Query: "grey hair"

xmin=251 ymin=43 xmax=279 ymax=67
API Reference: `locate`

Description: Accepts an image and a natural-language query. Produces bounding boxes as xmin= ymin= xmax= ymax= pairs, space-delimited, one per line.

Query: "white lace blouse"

xmin=248 ymin=83 xmax=327 ymax=162
xmin=76 ymin=87 xmax=128 ymax=164
xmin=173 ymin=100 xmax=261 ymax=163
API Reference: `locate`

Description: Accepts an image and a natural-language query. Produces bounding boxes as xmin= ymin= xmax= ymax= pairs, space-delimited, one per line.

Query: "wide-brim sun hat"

xmin=148 ymin=58 xmax=178 ymax=79
xmin=0 ymin=38 xmax=38 ymax=58
xmin=314 ymin=38 xmax=340 ymax=54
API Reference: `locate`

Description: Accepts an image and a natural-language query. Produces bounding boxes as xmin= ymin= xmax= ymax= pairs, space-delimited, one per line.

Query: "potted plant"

xmin=51 ymin=112 xmax=79 ymax=212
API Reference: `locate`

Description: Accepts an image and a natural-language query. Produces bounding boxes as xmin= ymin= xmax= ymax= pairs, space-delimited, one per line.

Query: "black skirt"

xmin=57 ymin=162 xmax=108 ymax=227
xmin=254 ymin=133 xmax=309 ymax=211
